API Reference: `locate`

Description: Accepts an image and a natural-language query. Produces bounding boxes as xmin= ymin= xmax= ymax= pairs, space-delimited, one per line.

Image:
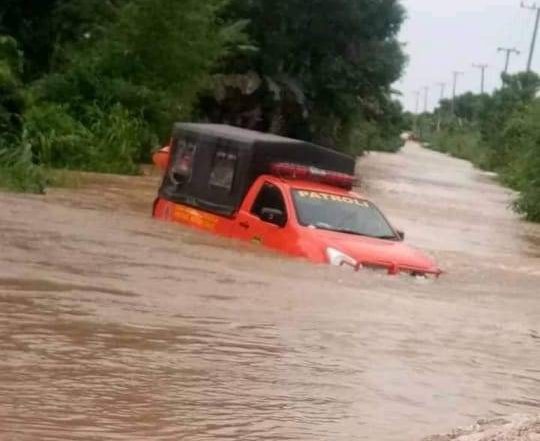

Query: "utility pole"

xmin=436 ymin=82 xmax=446 ymax=102
xmin=423 ymin=86 xmax=429 ymax=113
xmin=497 ymin=47 xmax=520 ymax=74
xmin=521 ymin=1 xmax=540 ymax=71
xmin=472 ymin=63 xmax=489 ymax=94
xmin=451 ymin=71 xmax=464 ymax=115
xmin=413 ymin=91 xmax=420 ymax=114
xmin=412 ymin=91 xmax=420 ymax=134
xmin=435 ymin=82 xmax=446 ymax=131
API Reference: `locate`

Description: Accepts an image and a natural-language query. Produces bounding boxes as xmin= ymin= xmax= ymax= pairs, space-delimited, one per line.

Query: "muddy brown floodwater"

xmin=0 ymin=141 xmax=539 ymax=441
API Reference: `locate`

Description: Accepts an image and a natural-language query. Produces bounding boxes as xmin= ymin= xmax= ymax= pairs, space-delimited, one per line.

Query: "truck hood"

xmin=310 ymin=229 xmax=440 ymax=275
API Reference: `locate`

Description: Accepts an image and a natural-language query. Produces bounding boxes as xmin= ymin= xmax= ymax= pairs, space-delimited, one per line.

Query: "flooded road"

xmin=1 ymin=141 xmax=539 ymax=440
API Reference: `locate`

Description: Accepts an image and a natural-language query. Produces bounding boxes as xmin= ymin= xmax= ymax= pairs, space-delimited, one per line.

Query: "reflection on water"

xmin=1 ymin=143 xmax=539 ymax=440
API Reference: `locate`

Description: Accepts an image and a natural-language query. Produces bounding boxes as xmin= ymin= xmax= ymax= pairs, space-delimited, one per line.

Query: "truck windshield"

xmin=292 ymin=190 xmax=397 ymax=239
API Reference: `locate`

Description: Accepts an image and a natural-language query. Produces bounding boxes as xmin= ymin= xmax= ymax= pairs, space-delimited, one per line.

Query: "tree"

xmin=0 ymin=0 xmax=126 ymax=79
xmin=201 ymin=0 xmax=407 ymax=152
xmin=0 ymin=36 xmax=25 ymax=134
xmin=28 ymin=0 xmax=244 ymax=165
xmin=0 ymin=0 xmax=58 ymax=79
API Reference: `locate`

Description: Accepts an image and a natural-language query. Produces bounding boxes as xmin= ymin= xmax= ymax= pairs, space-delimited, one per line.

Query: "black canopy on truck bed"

xmin=158 ymin=123 xmax=356 ymax=217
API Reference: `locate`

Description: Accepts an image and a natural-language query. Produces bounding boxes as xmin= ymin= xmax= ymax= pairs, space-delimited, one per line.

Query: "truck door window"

xmin=209 ymin=147 xmax=237 ymax=192
xmin=251 ymin=184 xmax=287 ymax=221
xmin=169 ymin=138 xmax=196 ymax=185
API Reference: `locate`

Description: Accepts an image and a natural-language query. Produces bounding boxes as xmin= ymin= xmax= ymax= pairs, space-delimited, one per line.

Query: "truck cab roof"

xmin=262 ymin=175 xmax=365 ymax=198
xmin=159 ymin=123 xmax=356 ymax=217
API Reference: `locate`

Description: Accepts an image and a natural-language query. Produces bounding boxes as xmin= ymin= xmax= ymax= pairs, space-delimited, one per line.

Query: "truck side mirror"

xmin=397 ymin=230 xmax=405 ymax=241
xmin=260 ymin=208 xmax=286 ymax=228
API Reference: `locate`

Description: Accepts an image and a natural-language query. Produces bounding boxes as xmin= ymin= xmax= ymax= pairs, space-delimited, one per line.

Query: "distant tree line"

xmin=420 ymin=71 xmax=540 ymax=221
xmin=0 ymin=0 xmax=409 ymax=191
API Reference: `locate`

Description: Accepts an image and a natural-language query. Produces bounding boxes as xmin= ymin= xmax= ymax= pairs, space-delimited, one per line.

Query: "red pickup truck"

xmin=153 ymin=123 xmax=441 ymax=277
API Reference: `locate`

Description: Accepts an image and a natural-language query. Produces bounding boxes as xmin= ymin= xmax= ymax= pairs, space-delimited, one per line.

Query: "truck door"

xmin=233 ymin=182 xmax=291 ymax=252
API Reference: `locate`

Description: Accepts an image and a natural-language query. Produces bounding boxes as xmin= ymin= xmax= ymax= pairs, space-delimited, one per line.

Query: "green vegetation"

xmin=0 ymin=141 xmax=47 ymax=193
xmin=421 ymin=72 xmax=540 ymax=222
xmin=0 ymin=35 xmax=46 ymax=191
xmin=0 ymin=0 xmax=408 ymax=192
xmin=203 ymin=0 xmax=408 ymax=152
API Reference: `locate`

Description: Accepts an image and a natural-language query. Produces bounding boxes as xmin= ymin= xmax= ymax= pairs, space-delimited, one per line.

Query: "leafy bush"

xmin=428 ymin=125 xmax=489 ymax=167
xmin=24 ymin=102 xmax=147 ymax=174
xmin=81 ymin=104 xmax=148 ymax=174
xmin=346 ymin=120 xmax=402 ymax=154
xmin=0 ymin=35 xmax=46 ymax=192
xmin=499 ymin=101 xmax=540 ymax=221
xmin=0 ymin=137 xmax=48 ymax=193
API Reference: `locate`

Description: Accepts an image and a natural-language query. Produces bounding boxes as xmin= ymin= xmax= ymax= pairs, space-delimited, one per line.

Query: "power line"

xmin=497 ymin=47 xmax=520 ymax=74
xmin=521 ymin=1 xmax=540 ymax=71
xmin=472 ymin=63 xmax=489 ymax=94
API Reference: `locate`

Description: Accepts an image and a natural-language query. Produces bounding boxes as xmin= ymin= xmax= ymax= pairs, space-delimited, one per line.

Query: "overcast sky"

xmin=396 ymin=0 xmax=540 ymax=112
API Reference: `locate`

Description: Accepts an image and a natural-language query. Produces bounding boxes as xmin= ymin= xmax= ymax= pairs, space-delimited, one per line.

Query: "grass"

xmin=427 ymin=128 xmax=490 ymax=169
xmin=0 ymin=142 xmax=48 ymax=193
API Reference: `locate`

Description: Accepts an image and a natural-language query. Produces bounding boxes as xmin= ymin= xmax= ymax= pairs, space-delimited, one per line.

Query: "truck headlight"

xmin=326 ymin=247 xmax=358 ymax=268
